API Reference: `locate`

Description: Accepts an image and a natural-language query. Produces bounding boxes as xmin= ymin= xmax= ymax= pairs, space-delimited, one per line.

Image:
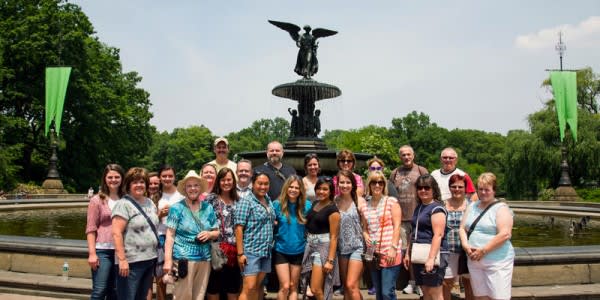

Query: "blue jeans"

xmin=371 ymin=265 xmax=401 ymax=300
xmin=116 ymin=259 xmax=155 ymax=300
xmin=90 ymin=249 xmax=117 ymax=300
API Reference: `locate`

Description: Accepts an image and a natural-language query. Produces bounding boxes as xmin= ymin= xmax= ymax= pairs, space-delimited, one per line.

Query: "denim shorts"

xmin=242 ymin=253 xmax=271 ymax=276
xmin=339 ymin=247 xmax=363 ymax=262
xmin=307 ymin=233 xmax=330 ymax=266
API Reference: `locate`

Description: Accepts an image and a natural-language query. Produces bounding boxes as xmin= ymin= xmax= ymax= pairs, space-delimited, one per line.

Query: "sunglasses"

xmin=370 ymin=180 xmax=385 ymax=186
xmin=369 ymin=166 xmax=383 ymax=171
xmin=417 ymin=186 xmax=432 ymax=191
xmin=339 ymin=159 xmax=354 ymax=164
xmin=442 ymin=156 xmax=456 ymax=160
xmin=319 ymin=176 xmax=332 ymax=182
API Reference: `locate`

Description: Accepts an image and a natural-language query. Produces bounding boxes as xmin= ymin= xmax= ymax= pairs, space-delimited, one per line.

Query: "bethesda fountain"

xmin=240 ymin=20 xmax=370 ymax=174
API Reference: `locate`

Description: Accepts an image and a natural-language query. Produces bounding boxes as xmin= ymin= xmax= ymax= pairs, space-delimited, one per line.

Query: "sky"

xmin=72 ymin=1 xmax=600 ymax=136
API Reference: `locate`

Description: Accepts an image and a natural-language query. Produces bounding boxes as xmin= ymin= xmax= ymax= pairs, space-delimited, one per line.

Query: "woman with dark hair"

xmin=301 ymin=176 xmax=340 ymax=300
xmin=163 ymin=170 xmax=218 ymax=300
xmin=155 ymin=165 xmax=182 ymax=300
xmin=302 ymin=153 xmax=320 ymax=203
xmin=443 ymin=174 xmax=473 ymax=300
xmin=235 ymin=172 xmax=276 ymax=300
xmin=207 ymin=168 xmax=243 ymax=300
xmin=334 ymin=149 xmax=364 ymax=196
xmin=359 ymin=171 xmax=402 ymax=300
xmin=86 ymin=163 xmax=124 ymax=300
xmin=112 ymin=167 xmax=159 ymax=300
xmin=404 ymin=175 xmax=448 ymax=300
xmin=334 ymin=170 xmax=364 ymax=300
xmin=273 ymin=175 xmax=311 ymax=300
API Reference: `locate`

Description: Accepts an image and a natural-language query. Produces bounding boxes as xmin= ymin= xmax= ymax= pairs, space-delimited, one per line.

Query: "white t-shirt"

xmin=431 ymin=168 xmax=468 ymax=201
xmin=208 ymin=159 xmax=237 ymax=174
xmin=157 ymin=190 xmax=183 ymax=235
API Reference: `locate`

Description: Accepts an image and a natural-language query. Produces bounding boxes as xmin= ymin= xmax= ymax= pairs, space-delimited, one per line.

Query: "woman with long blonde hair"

xmin=273 ymin=175 xmax=311 ymax=300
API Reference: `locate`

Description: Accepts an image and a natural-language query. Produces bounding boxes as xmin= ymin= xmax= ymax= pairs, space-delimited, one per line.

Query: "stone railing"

xmin=1 ymin=235 xmax=600 ymax=286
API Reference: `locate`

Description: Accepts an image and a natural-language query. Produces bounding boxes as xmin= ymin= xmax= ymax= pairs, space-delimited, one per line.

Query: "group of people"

xmin=86 ymin=139 xmax=514 ymax=300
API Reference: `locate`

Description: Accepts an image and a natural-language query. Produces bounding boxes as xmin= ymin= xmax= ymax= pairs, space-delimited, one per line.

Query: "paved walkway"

xmin=1 ymin=270 xmax=600 ymax=299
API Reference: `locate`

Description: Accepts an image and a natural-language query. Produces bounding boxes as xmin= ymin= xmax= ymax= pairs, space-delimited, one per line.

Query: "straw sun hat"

xmin=177 ymin=170 xmax=208 ymax=196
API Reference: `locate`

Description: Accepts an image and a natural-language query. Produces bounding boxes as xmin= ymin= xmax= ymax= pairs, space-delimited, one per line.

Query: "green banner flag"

xmin=550 ymin=71 xmax=578 ymax=142
xmin=45 ymin=67 xmax=72 ymax=136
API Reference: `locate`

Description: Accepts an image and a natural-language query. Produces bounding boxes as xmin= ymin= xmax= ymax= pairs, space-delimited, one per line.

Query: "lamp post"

xmin=551 ymin=32 xmax=579 ymax=201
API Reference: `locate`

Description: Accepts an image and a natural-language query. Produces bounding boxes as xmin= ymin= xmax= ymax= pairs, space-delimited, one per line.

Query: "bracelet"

xmin=391 ymin=245 xmax=398 ymax=250
xmin=481 ymin=248 xmax=487 ymax=255
xmin=237 ymin=253 xmax=244 ymax=257
xmin=326 ymin=258 xmax=335 ymax=264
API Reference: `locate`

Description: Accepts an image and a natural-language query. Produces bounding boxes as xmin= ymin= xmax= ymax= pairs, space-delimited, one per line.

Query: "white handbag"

xmin=410 ymin=206 xmax=440 ymax=266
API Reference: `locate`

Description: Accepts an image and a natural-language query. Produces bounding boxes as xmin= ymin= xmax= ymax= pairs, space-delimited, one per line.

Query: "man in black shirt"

xmin=253 ymin=140 xmax=297 ymax=201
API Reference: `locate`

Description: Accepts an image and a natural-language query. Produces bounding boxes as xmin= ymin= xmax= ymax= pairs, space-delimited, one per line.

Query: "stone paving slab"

xmin=2 ymin=270 xmax=600 ymax=299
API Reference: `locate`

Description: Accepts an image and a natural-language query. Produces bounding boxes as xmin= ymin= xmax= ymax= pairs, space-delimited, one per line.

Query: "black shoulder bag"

xmin=458 ymin=201 xmax=500 ymax=275
xmin=123 ymin=195 xmax=165 ymax=277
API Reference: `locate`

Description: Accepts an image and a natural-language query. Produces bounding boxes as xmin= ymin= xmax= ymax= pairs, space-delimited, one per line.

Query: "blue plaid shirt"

xmin=446 ymin=210 xmax=463 ymax=253
xmin=234 ymin=193 xmax=275 ymax=258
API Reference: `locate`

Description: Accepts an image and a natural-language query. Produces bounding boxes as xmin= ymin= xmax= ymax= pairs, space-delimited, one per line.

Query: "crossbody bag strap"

xmin=124 ymin=195 xmax=160 ymax=244
xmin=183 ymin=201 xmax=204 ymax=232
xmin=466 ymin=201 xmax=501 ymax=238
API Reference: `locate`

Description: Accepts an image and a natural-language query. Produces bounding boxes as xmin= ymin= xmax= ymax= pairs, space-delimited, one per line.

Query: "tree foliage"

xmin=141 ymin=126 xmax=214 ymax=179
xmin=226 ymin=118 xmax=289 ymax=156
xmin=0 ymin=0 xmax=154 ymax=191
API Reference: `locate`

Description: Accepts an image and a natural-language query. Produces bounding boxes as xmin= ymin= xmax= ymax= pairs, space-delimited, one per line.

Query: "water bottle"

xmin=87 ymin=187 xmax=94 ymax=199
xmin=364 ymin=241 xmax=377 ymax=261
xmin=62 ymin=260 xmax=69 ymax=281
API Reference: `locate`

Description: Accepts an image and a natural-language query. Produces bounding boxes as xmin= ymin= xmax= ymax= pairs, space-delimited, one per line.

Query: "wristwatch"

xmin=237 ymin=253 xmax=244 ymax=257
xmin=326 ymin=258 xmax=335 ymax=264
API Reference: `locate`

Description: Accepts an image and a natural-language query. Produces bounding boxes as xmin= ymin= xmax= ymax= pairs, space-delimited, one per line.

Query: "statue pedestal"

xmin=284 ymin=139 xmax=327 ymax=150
xmin=552 ymin=186 xmax=579 ymax=202
xmin=42 ymin=178 xmax=66 ymax=194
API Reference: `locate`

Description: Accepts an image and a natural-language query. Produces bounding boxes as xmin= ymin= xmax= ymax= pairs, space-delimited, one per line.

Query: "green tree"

xmin=0 ymin=0 xmax=154 ymax=191
xmin=227 ymin=118 xmax=289 ymax=156
xmin=142 ymin=126 xmax=213 ymax=179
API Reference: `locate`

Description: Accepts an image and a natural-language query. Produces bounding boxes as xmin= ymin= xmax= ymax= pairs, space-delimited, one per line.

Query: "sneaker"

xmin=368 ymin=287 xmax=376 ymax=295
xmin=402 ymin=285 xmax=413 ymax=294
xmin=414 ymin=286 xmax=423 ymax=297
xmin=333 ymin=288 xmax=343 ymax=296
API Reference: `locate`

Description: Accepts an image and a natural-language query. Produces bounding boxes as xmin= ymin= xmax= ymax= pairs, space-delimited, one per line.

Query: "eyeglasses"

xmin=370 ymin=180 xmax=385 ymax=186
xmin=339 ymin=159 xmax=354 ymax=164
xmin=442 ymin=156 xmax=456 ymax=160
xmin=417 ymin=186 xmax=432 ymax=191
xmin=369 ymin=166 xmax=383 ymax=171
xmin=450 ymin=185 xmax=465 ymax=189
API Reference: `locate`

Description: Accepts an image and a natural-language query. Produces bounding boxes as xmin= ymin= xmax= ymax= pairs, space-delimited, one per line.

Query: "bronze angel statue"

xmin=268 ymin=20 xmax=337 ymax=79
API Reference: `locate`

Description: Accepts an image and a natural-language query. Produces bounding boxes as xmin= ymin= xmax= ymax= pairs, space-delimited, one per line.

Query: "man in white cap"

xmin=208 ymin=137 xmax=237 ymax=174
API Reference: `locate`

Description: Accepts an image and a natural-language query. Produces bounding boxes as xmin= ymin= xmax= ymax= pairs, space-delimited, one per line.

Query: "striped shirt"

xmin=359 ymin=196 xmax=402 ymax=267
xmin=234 ymin=193 xmax=275 ymax=258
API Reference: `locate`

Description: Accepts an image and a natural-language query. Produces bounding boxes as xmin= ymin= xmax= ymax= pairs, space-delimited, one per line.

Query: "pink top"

xmin=85 ymin=194 xmax=114 ymax=249
xmin=333 ymin=173 xmax=364 ymax=196
xmin=359 ymin=196 xmax=402 ymax=267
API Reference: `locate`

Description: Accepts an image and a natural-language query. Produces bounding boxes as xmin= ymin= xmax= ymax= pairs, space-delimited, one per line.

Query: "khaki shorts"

xmin=401 ymin=221 xmax=413 ymax=250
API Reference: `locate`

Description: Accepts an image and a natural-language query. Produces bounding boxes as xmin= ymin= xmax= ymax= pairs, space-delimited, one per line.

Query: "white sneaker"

xmin=414 ymin=286 xmax=423 ymax=296
xmin=402 ymin=285 xmax=413 ymax=294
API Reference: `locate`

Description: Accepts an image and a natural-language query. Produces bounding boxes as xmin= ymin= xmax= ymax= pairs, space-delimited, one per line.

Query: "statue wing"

xmin=268 ymin=20 xmax=301 ymax=41
xmin=312 ymin=28 xmax=338 ymax=39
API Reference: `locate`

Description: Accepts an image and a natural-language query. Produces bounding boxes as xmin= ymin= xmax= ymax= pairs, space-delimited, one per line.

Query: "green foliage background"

xmin=1 ymin=1 xmax=599 ymax=200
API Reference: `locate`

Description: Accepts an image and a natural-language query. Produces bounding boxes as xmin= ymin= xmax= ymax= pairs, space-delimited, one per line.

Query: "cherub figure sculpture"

xmin=268 ymin=20 xmax=337 ymax=79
